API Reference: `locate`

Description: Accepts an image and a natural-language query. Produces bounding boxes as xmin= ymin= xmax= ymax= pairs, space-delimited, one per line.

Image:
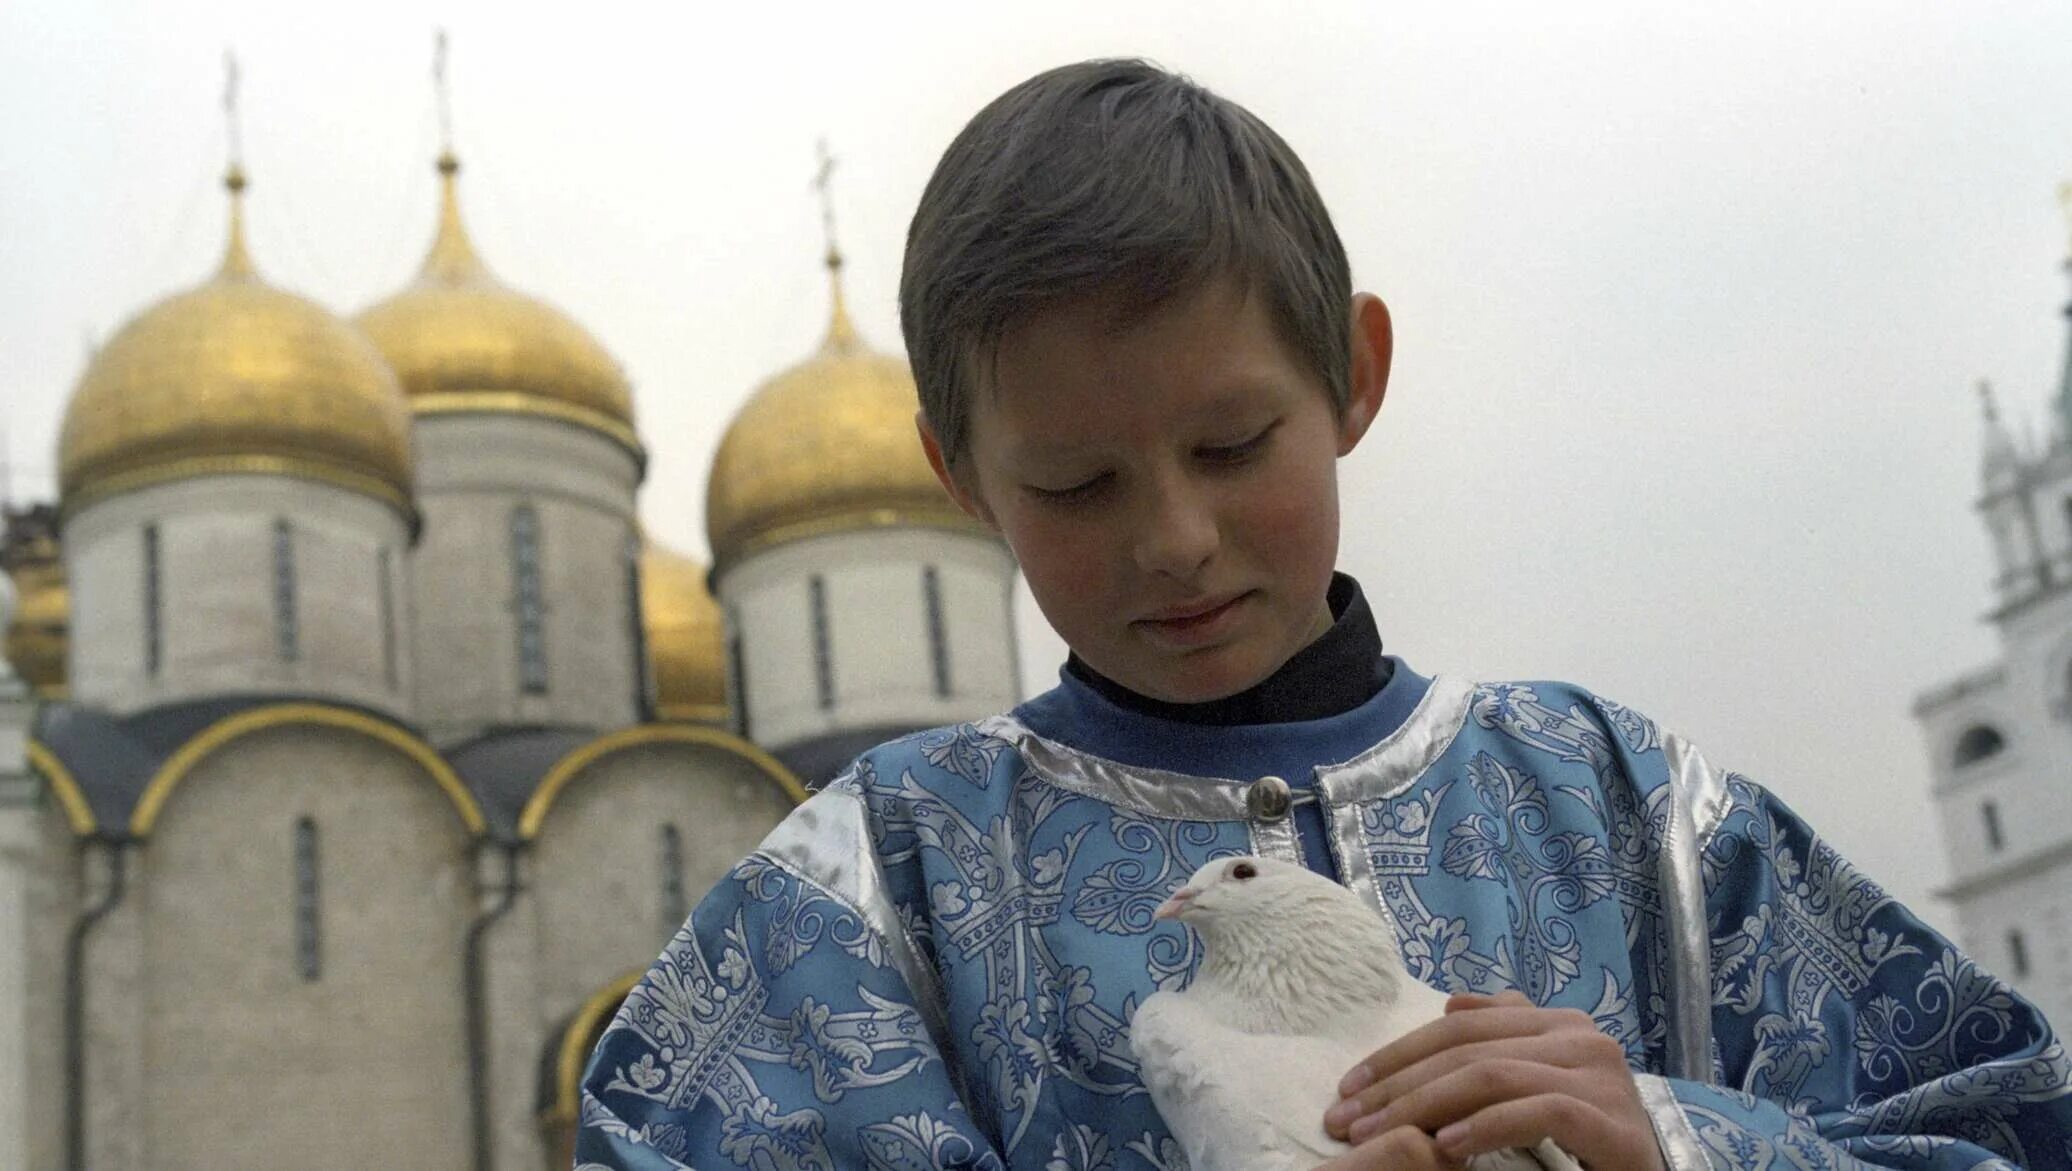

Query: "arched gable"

xmin=517 ymin=724 xmax=806 ymax=841
xmin=536 ymin=968 xmax=643 ymax=1168
xmin=128 ymin=702 xmax=485 ymax=837
xmin=26 ymin=740 xmax=95 ymax=835
xmin=544 ymin=968 xmax=643 ymax=1130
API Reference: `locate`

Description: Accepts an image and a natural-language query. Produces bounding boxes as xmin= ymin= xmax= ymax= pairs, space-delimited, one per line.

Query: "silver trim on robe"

xmin=977 ymin=675 xmax=1476 ymax=824
xmin=1634 ymin=1074 xmax=1708 ymax=1170
xmin=751 ymin=787 xmax=959 ymax=1088
xmin=973 ymin=714 xmax=1260 ymax=820
xmin=1657 ymin=732 xmax=1726 ymax=1083
xmin=1248 ymin=816 xmax=1302 ymax=865
xmin=1315 ymin=675 xmax=1477 ymax=918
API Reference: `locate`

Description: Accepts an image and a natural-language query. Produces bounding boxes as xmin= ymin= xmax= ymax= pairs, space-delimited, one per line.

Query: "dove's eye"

xmin=1230 ymin=862 xmax=1258 ymax=881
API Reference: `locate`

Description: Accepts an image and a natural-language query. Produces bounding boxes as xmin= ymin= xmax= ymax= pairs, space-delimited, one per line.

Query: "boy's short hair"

xmin=900 ymin=58 xmax=1354 ymax=464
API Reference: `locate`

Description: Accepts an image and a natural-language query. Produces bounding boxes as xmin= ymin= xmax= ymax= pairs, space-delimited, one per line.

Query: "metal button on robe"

xmin=1245 ymin=775 xmax=1292 ymax=822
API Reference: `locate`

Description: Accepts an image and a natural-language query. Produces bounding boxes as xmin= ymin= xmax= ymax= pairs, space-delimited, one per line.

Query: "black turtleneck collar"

xmin=1063 ymin=573 xmax=1392 ymax=726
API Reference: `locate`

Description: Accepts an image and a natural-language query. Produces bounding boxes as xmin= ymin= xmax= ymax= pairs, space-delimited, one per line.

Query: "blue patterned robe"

xmin=576 ymin=663 xmax=2071 ymax=1169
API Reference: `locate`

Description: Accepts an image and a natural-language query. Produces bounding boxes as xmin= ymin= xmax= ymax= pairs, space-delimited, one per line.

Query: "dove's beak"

xmin=1154 ymin=887 xmax=1199 ymax=921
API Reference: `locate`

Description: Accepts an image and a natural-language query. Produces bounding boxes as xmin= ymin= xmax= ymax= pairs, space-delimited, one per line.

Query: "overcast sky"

xmin=6 ymin=1 xmax=2071 ymax=934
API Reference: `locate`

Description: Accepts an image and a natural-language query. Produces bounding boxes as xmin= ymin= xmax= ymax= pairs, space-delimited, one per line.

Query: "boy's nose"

xmin=1133 ymin=483 xmax=1218 ymax=578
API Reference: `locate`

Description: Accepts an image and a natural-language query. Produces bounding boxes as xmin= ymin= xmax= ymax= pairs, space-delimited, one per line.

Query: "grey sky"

xmin=6 ymin=0 xmax=2071 ymax=933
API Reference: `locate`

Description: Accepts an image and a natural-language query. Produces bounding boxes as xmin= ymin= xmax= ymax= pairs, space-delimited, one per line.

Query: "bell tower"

xmin=1913 ymin=182 xmax=2072 ymax=1030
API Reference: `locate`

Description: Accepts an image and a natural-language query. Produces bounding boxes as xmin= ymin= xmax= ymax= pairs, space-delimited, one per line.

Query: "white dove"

xmin=1128 ymin=855 xmax=1583 ymax=1171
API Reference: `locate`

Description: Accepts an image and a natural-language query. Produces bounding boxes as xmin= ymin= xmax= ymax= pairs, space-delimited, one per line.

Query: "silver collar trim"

xmin=976 ymin=674 xmax=1476 ymax=823
xmin=1316 ymin=676 xmax=1477 ymax=917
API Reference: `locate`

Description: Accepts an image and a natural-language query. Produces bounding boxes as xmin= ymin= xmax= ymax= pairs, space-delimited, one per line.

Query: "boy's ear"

xmin=917 ymin=411 xmax=998 ymax=529
xmin=1337 ymin=293 xmax=1393 ymax=456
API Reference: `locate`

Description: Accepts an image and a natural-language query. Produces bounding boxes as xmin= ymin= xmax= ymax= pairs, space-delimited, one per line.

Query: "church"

xmin=0 ymin=121 xmax=1021 ymax=1168
xmin=1912 ymin=198 xmax=2072 ymax=1032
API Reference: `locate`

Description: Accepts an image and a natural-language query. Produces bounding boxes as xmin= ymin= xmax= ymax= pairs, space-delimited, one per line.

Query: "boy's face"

xmin=921 ymin=278 xmax=1390 ymax=704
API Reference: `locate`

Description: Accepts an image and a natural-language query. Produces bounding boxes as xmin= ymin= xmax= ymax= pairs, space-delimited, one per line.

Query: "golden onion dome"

xmin=641 ymin=541 xmax=727 ymax=723
xmin=705 ymin=264 xmax=989 ymax=575
xmin=357 ymin=153 xmax=642 ymax=462
xmin=57 ymin=168 xmax=415 ymax=515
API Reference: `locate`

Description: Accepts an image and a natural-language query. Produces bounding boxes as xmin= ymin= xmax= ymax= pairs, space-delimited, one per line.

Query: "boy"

xmin=577 ymin=60 xmax=2069 ymax=1168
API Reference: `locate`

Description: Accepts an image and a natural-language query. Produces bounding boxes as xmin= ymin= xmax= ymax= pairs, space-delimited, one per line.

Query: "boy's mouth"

xmin=1134 ymin=591 xmax=1252 ymax=640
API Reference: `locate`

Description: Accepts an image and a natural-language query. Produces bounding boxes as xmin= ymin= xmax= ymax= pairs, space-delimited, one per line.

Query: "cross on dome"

xmin=218 ymin=50 xmax=254 ymax=279
xmin=811 ymin=139 xmax=857 ymax=351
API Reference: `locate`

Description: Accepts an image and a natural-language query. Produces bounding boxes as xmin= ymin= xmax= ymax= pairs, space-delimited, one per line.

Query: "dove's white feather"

xmin=1129 ymin=856 xmax=1585 ymax=1171
xmin=1131 ymin=991 xmax=1364 ymax=1169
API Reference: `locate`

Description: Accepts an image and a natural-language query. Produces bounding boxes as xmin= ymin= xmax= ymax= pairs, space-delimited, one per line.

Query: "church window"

xmin=626 ymin=532 xmax=653 ymax=720
xmin=1981 ymin=800 xmax=2004 ymax=851
xmin=511 ymin=505 xmax=548 ymax=694
xmin=728 ymin=622 xmax=751 ymax=740
xmin=924 ymin=566 xmax=951 ymax=698
xmin=272 ymin=519 xmax=299 ymax=662
xmin=143 ymin=523 xmax=163 ymax=676
xmin=659 ymin=823 xmax=688 ymax=928
xmin=377 ymin=547 xmax=398 ymax=689
xmin=809 ymin=575 xmax=834 ymax=710
xmin=1952 ymin=724 xmax=2005 ymax=768
xmin=294 ymin=817 xmax=321 ymax=981
xmin=2008 ymin=929 xmax=2030 ymax=980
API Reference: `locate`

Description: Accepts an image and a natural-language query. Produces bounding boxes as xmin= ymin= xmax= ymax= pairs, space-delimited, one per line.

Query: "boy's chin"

xmin=1119 ymin=654 xmax=1279 ymax=705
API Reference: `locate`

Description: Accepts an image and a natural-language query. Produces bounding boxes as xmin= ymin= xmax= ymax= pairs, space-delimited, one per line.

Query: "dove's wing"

xmin=1132 ymin=992 xmax=1362 ymax=1171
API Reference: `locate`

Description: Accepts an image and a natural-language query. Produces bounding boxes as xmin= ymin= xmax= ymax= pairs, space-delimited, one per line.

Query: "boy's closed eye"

xmin=1195 ymin=419 xmax=1280 ymax=466
xmin=1022 ymin=419 xmax=1284 ymax=505
xmin=1026 ymin=472 xmax=1114 ymax=505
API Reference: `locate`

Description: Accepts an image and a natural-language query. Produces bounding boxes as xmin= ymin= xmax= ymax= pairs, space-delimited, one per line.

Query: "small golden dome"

xmin=5 ymin=559 xmax=68 ymax=698
xmin=357 ymin=154 xmax=642 ymax=461
xmin=641 ymin=542 xmax=727 ymax=723
xmin=58 ymin=169 xmax=415 ymax=514
xmin=2 ymin=513 xmax=68 ymax=698
xmin=705 ymin=268 xmax=989 ymax=575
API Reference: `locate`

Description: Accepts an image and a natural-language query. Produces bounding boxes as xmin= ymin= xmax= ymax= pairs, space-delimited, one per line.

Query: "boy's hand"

xmin=1324 ymin=990 xmax=1666 ymax=1170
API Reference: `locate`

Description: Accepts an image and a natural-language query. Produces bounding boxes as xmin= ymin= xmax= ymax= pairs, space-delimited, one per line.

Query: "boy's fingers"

xmin=1342 ymin=1058 xmax=1583 ymax=1145
xmin=1316 ymin=1124 xmax=1459 ymax=1170
xmin=1338 ymin=1005 xmax=1594 ymax=1097
xmin=1323 ymin=1033 xmax=1585 ymax=1140
xmin=1433 ymin=1093 xmax=1609 ymax=1163
xmin=1444 ymin=989 xmax=1531 ymax=1013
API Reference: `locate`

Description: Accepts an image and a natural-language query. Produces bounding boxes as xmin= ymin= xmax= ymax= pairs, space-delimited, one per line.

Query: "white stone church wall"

xmin=409 ymin=414 xmax=642 ymax=742
xmin=16 ymin=803 xmax=76 ymax=1171
xmin=123 ymin=723 xmax=474 ymax=1167
xmin=718 ymin=527 xmax=1018 ymax=752
xmin=63 ymin=475 xmax=413 ymax=717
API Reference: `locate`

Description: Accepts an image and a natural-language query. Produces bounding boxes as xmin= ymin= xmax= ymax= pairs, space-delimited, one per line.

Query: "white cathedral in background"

xmin=1913 ymin=203 xmax=2072 ymax=1031
xmin=0 ymin=126 xmax=1019 ymax=1169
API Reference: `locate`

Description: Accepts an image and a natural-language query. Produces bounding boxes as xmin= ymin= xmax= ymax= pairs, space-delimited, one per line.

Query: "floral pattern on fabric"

xmin=577 ymin=681 xmax=2070 ymax=1169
